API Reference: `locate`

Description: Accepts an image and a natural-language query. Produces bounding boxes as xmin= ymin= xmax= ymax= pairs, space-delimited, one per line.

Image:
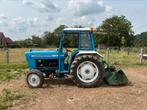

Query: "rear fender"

xmin=76 ymin=51 xmax=103 ymax=59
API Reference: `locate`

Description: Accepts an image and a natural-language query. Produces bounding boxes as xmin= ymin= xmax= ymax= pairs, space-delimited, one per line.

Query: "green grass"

xmin=0 ymin=48 xmax=147 ymax=68
xmin=99 ymin=50 xmax=147 ymax=67
xmin=0 ymin=69 xmax=23 ymax=81
xmin=0 ymin=89 xmax=25 ymax=110
xmin=0 ymin=63 xmax=27 ymax=69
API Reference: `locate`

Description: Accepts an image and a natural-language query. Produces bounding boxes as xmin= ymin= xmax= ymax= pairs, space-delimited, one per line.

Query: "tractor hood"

xmin=26 ymin=50 xmax=58 ymax=55
xmin=25 ymin=50 xmax=66 ymax=59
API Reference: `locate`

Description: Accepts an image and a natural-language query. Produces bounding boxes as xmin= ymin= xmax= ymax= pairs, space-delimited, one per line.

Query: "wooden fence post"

xmin=127 ymin=47 xmax=130 ymax=55
xmin=106 ymin=48 xmax=110 ymax=63
xmin=140 ymin=48 xmax=143 ymax=64
xmin=6 ymin=49 xmax=9 ymax=64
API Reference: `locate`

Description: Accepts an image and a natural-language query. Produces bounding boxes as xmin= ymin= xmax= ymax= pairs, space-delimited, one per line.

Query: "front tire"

xmin=26 ymin=70 xmax=44 ymax=88
xmin=71 ymin=55 xmax=104 ymax=88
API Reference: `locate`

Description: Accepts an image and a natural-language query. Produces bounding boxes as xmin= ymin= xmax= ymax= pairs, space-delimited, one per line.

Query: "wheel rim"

xmin=28 ymin=74 xmax=41 ymax=87
xmin=77 ymin=61 xmax=99 ymax=83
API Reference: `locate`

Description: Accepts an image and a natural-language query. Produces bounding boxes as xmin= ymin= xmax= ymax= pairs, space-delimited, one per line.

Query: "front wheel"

xmin=70 ymin=55 xmax=104 ymax=88
xmin=26 ymin=70 xmax=44 ymax=88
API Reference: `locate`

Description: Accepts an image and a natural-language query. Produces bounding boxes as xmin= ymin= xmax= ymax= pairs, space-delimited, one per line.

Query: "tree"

xmin=53 ymin=25 xmax=68 ymax=47
xmin=95 ymin=15 xmax=134 ymax=49
xmin=42 ymin=25 xmax=68 ymax=47
xmin=22 ymin=38 xmax=33 ymax=47
xmin=42 ymin=32 xmax=53 ymax=47
xmin=134 ymin=32 xmax=147 ymax=47
xmin=32 ymin=35 xmax=45 ymax=47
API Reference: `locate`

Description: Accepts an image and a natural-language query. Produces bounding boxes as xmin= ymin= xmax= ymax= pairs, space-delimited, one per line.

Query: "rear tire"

xmin=26 ymin=70 xmax=44 ymax=88
xmin=70 ymin=55 xmax=104 ymax=88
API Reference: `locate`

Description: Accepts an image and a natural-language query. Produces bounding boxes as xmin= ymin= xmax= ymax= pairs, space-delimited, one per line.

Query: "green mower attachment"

xmin=103 ymin=61 xmax=129 ymax=86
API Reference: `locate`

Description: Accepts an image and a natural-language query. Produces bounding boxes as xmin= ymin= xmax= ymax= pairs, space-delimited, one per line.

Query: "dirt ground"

xmin=0 ymin=67 xmax=147 ymax=110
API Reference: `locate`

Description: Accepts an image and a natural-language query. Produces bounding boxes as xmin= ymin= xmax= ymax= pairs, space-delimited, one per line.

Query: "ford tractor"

xmin=25 ymin=28 xmax=129 ymax=88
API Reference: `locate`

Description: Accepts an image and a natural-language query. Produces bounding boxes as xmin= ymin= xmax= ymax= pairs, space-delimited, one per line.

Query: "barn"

xmin=0 ymin=32 xmax=13 ymax=48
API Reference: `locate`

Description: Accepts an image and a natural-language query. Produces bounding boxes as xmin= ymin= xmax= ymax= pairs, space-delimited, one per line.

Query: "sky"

xmin=0 ymin=0 xmax=147 ymax=40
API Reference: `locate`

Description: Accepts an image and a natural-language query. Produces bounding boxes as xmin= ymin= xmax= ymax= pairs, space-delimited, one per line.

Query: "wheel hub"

xmin=28 ymin=74 xmax=41 ymax=87
xmin=77 ymin=61 xmax=99 ymax=83
xmin=85 ymin=69 xmax=90 ymax=74
xmin=32 ymin=77 xmax=36 ymax=81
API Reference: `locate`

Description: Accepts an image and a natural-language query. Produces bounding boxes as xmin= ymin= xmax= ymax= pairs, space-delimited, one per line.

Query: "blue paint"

xmin=90 ymin=32 xmax=96 ymax=51
xmin=25 ymin=28 xmax=96 ymax=78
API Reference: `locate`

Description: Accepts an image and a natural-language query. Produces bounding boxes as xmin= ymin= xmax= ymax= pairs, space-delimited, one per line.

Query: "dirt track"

xmin=0 ymin=67 xmax=147 ymax=110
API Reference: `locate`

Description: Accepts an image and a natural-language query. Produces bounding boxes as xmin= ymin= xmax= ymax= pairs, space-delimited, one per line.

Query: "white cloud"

xmin=0 ymin=14 xmax=8 ymax=19
xmin=0 ymin=0 xmax=113 ymax=40
xmin=10 ymin=16 xmax=27 ymax=32
xmin=0 ymin=14 xmax=8 ymax=27
xmin=47 ymin=15 xmax=54 ymax=21
xmin=0 ymin=21 xmax=8 ymax=27
xmin=10 ymin=16 xmax=50 ymax=33
xmin=27 ymin=17 xmax=38 ymax=27
xmin=12 ymin=16 xmax=25 ymax=25
xmin=68 ymin=0 xmax=112 ymax=16
xmin=80 ymin=16 xmax=94 ymax=26
xmin=22 ymin=0 xmax=60 ymax=13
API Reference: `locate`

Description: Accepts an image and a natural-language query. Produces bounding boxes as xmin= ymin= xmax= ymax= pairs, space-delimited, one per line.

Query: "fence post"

xmin=140 ymin=48 xmax=143 ymax=64
xmin=127 ymin=47 xmax=130 ymax=55
xmin=106 ymin=48 xmax=110 ymax=63
xmin=6 ymin=49 xmax=9 ymax=64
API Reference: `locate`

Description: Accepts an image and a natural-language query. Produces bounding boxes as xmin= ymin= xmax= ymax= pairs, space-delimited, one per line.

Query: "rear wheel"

xmin=71 ymin=55 xmax=104 ymax=88
xmin=26 ymin=70 xmax=44 ymax=88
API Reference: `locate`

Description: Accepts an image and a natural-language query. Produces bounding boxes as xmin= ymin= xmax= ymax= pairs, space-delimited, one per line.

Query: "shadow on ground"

xmin=41 ymin=78 xmax=132 ymax=88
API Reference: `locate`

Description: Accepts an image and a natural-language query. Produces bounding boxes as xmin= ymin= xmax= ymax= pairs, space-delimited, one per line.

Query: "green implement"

xmin=103 ymin=61 xmax=129 ymax=86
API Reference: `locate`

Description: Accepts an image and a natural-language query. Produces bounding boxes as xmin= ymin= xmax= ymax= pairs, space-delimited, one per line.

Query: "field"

xmin=0 ymin=48 xmax=147 ymax=110
xmin=0 ymin=48 xmax=147 ymax=66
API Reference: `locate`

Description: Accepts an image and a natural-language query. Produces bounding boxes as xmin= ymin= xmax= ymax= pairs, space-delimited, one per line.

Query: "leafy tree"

xmin=42 ymin=32 xmax=53 ymax=47
xmin=42 ymin=25 xmax=68 ymax=47
xmin=53 ymin=25 xmax=68 ymax=47
xmin=32 ymin=35 xmax=45 ymax=47
xmin=121 ymin=36 xmax=126 ymax=46
xmin=134 ymin=32 xmax=147 ymax=47
xmin=95 ymin=15 xmax=134 ymax=49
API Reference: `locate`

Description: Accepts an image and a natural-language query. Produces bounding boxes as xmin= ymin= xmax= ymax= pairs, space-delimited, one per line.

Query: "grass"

xmin=0 ymin=89 xmax=25 ymax=110
xmin=0 ymin=48 xmax=54 ymax=64
xmin=0 ymin=69 xmax=23 ymax=81
xmin=99 ymin=49 xmax=147 ymax=67
xmin=0 ymin=48 xmax=147 ymax=69
xmin=0 ymin=63 xmax=27 ymax=69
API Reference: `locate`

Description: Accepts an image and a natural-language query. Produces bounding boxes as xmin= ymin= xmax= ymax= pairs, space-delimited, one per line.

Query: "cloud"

xmin=0 ymin=14 xmax=8 ymax=27
xmin=22 ymin=0 xmax=60 ymax=13
xmin=10 ymin=16 xmax=27 ymax=32
xmin=0 ymin=21 xmax=8 ymax=27
xmin=27 ymin=17 xmax=38 ymax=27
xmin=0 ymin=14 xmax=8 ymax=20
xmin=9 ymin=16 xmax=50 ymax=33
xmin=1 ymin=0 xmax=113 ymax=40
xmin=11 ymin=16 xmax=26 ymax=28
xmin=68 ymin=0 xmax=112 ymax=16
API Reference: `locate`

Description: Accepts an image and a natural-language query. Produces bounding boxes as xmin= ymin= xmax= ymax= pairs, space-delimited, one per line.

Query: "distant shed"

xmin=0 ymin=32 xmax=13 ymax=48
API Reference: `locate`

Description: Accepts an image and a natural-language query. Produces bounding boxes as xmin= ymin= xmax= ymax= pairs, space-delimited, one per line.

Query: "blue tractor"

xmin=25 ymin=28 xmax=129 ymax=88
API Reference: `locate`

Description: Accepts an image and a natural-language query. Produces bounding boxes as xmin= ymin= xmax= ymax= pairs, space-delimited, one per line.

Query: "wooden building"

xmin=0 ymin=32 xmax=13 ymax=48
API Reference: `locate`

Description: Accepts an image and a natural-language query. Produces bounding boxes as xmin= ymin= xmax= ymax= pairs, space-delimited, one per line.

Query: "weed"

xmin=0 ymin=89 xmax=25 ymax=110
xmin=0 ymin=63 xmax=27 ymax=69
xmin=0 ymin=69 xmax=23 ymax=81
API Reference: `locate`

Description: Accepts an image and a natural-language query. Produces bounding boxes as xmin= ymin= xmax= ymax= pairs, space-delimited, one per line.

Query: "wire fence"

xmin=0 ymin=47 xmax=147 ymax=65
xmin=0 ymin=48 xmax=55 ymax=64
xmin=0 ymin=48 xmax=28 ymax=64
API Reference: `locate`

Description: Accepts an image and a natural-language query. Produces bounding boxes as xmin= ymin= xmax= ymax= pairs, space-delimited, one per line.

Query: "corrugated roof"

xmin=63 ymin=28 xmax=93 ymax=31
xmin=5 ymin=37 xmax=13 ymax=44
